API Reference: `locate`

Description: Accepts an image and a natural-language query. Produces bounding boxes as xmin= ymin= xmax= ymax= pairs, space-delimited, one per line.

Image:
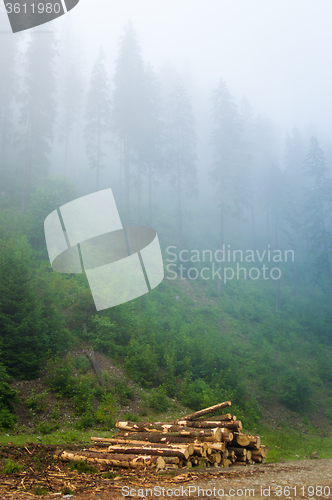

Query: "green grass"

xmin=0 ymin=429 xmax=114 ymax=446
xmin=251 ymin=424 xmax=332 ymax=462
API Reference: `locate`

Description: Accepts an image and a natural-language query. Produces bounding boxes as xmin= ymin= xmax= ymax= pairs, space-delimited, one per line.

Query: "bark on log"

xmin=181 ymin=401 xmax=231 ymax=421
xmin=247 ymin=435 xmax=261 ymax=449
xmin=207 ymin=443 xmax=225 ymax=452
xmin=115 ymin=423 xmax=221 ymax=442
xmin=91 ymin=440 xmax=193 ymax=456
xmin=55 ymin=450 xmax=165 ymax=469
xmin=228 ymin=447 xmax=247 ymax=457
xmin=103 ymin=445 xmax=192 ymax=459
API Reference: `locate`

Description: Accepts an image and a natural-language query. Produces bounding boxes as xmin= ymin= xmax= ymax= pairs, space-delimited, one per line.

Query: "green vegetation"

xmin=2 ymin=459 xmax=24 ymax=474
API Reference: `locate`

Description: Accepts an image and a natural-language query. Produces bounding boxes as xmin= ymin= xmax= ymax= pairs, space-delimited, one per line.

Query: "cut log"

xmin=203 ymin=413 xmax=233 ymax=421
xmin=207 ymin=443 xmax=225 ymax=453
xmin=228 ymin=447 xmax=247 ymax=457
xmin=176 ymin=420 xmax=236 ymax=430
xmin=55 ymin=450 xmax=165 ymax=469
xmin=109 ymin=445 xmax=191 ymax=459
xmin=260 ymin=446 xmax=268 ymax=458
xmin=90 ymin=441 xmax=193 ymax=456
xmin=221 ymin=458 xmax=231 ymax=467
xmin=232 ymin=433 xmax=250 ymax=447
xmin=247 ymin=435 xmax=261 ymax=449
xmin=115 ymin=422 xmax=221 ymax=441
xmin=181 ymin=401 xmax=231 ymax=421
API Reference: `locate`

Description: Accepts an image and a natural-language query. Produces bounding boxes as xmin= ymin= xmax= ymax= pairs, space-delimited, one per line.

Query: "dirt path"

xmin=1 ymin=457 xmax=331 ymax=500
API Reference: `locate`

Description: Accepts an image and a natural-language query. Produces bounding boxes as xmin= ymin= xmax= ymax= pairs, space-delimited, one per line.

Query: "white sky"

xmin=1 ymin=0 xmax=332 ymax=139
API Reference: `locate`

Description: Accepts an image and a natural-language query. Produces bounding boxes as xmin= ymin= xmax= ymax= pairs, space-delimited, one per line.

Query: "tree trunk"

xmin=181 ymin=401 xmax=231 ymax=421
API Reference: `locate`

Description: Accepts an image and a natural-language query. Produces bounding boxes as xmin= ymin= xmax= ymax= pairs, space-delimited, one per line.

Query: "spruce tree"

xmin=165 ymin=79 xmax=196 ymax=248
xmin=303 ymin=137 xmax=332 ymax=312
xmin=210 ymin=79 xmax=250 ymax=289
xmin=0 ymin=235 xmax=46 ymax=378
xmin=112 ymin=22 xmax=146 ymax=224
xmin=59 ymin=23 xmax=83 ymax=179
xmin=18 ymin=31 xmax=57 ymax=211
xmin=0 ymin=27 xmax=18 ymax=193
xmin=84 ymin=48 xmax=111 ymax=191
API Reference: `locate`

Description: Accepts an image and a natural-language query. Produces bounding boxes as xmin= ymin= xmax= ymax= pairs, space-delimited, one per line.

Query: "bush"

xmin=113 ymin=378 xmax=134 ymax=405
xmin=143 ymin=388 xmax=169 ymax=413
xmin=2 ymin=459 xmax=23 ymax=474
xmin=95 ymin=393 xmax=118 ymax=429
xmin=25 ymin=390 xmax=49 ymax=413
xmin=279 ymin=369 xmax=313 ymax=412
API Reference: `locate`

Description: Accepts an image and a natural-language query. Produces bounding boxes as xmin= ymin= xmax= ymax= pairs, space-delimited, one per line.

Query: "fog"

xmin=59 ymin=0 xmax=332 ymax=135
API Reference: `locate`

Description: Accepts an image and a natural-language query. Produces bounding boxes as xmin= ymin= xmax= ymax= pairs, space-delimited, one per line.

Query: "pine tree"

xmin=303 ymin=137 xmax=332 ymax=312
xmin=210 ymin=79 xmax=250 ymax=289
xmin=0 ymin=235 xmax=47 ymax=378
xmin=59 ymin=23 xmax=83 ymax=179
xmin=165 ymin=79 xmax=196 ymax=248
xmin=283 ymin=127 xmax=305 ymax=296
xmin=136 ymin=65 xmax=163 ymax=225
xmin=112 ymin=22 xmax=146 ymax=224
xmin=84 ymin=48 xmax=111 ymax=191
xmin=18 ymin=31 xmax=57 ymax=211
xmin=0 ymin=28 xmax=18 ymax=192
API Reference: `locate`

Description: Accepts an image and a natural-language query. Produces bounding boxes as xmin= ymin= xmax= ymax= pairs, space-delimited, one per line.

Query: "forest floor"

xmin=0 ymin=443 xmax=331 ymax=500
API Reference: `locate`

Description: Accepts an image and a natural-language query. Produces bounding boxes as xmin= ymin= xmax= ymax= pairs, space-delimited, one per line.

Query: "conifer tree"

xmin=112 ymin=22 xmax=146 ymax=224
xmin=303 ymin=137 xmax=332 ymax=312
xmin=210 ymin=79 xmax=250 ymax=289
xmin=84 ymin=48 xmax=111 ymax=191
xmin=0 ymin=235 xmax=46 ymax=378
xmin=0 ymin=28 xmax=18 ymax=192
xmin=19 ymin=31 xmax=57 ymax=211
xmin=283 ymin=127 xmax=305 ymax=296
xmin=165 ymin=79 xmax=196 ymax=248
xmin=59 ymin=23 xmax=83 ymax=179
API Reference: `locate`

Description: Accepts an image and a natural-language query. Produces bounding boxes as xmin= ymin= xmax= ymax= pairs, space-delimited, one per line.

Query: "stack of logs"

xmin=55 ymin=401 xmax=268 ymax=470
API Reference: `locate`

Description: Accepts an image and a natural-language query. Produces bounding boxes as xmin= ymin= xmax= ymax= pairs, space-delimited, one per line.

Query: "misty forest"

xmin=0 ymin=19 xmax=332 ymax=460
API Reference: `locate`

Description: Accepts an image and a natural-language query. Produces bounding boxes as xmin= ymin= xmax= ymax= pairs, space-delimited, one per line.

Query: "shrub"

xmin=279 ymin=369 xmax=313 ymax=412
xmin=144 ymin=388 xmax=169 ymax=413
xmin=25 ymin=390 xmax=49 ymax=413
xmin=2 ymin=459 xmax=23 ymax=474
xmin=113 ymin=378 xmax=134 ymax=405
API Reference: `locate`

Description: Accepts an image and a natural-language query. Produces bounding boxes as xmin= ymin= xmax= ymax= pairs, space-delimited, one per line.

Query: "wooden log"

xmin=228 ymin=447 xmax=247 ymax=457
xmin=251 ymin=454 xmax=262 ymax=463
xmin=88 ymin=445 xmax=192 ymax=459
xmin=90 ymin=441 xmax=194 ymax=456
xmin=55 ymin=450 xmax=165 ymax=469
xmin=247 ymin=435 xmax=261 ymax=450
xmin=207 ymin=442 xmax=225 ymax=453
xmin=232 ymin=433 xmax=250 ymax=447
xmin=261 ymin=445 xmax=268 ymax=458
xmin=207 ymin=452 xmax=221 ymax=464
xmin=115 ymin=422 xmax=221 ymax=441
xmin=221 ymin=458 xmax=231 ymax=467
xmin=202 ymin=413 xmax=233 ymax=421
xmin=164 ymin=457 xmax=180 ymax=465
xmin=181 ymin=401 xmax=231 ymax=421
xmin=176 ymin=420 xmax=236 ymax=430
xmin=218 ymin=421 xmax=242 ymax=431
xmin=109 ymin=445 xmax=191 ymax=459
